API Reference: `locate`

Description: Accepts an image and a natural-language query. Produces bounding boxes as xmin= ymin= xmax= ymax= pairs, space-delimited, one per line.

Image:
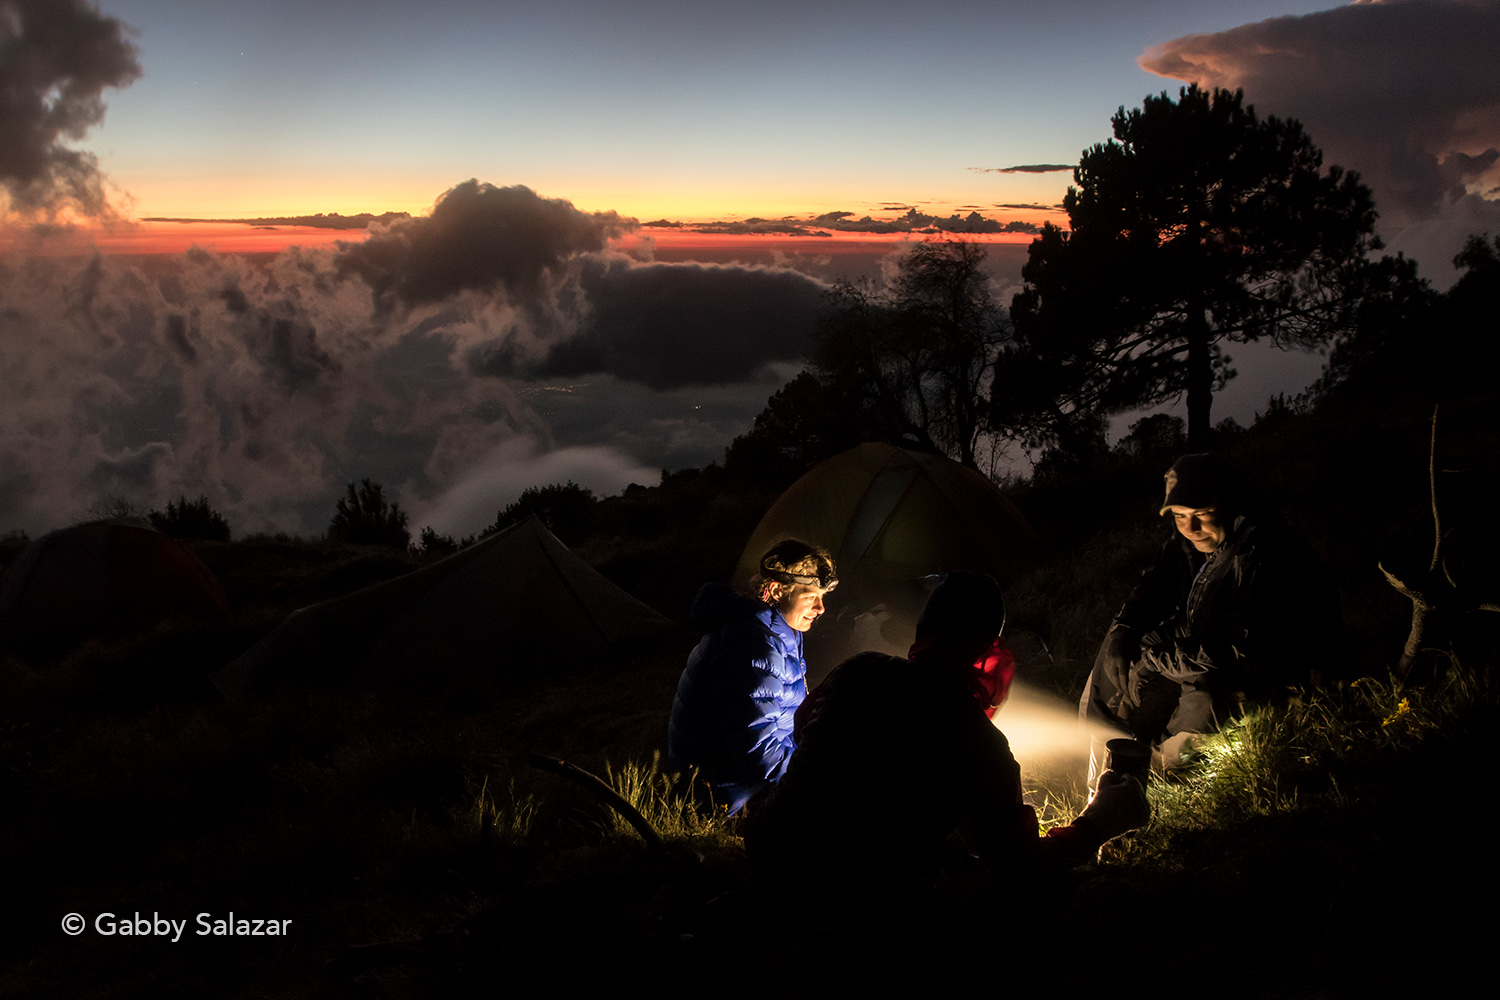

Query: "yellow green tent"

xmin=733 ymin=443 xmax=1039 ymax=675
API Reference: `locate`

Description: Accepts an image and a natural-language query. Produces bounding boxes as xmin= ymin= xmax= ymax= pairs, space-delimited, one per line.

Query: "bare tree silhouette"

xmin=818 ymin=240 xmax=1007 ymax=468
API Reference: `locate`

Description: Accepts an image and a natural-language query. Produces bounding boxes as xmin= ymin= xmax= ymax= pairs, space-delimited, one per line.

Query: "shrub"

xmin=89 ymin=494 xmax=144 ymax=520
xmin=328 ymin=479 xmax=410 ymax=549
xmin=489 ymin=482 xmax=596 ymax=543
xmin=0 ymin=530 xmax=30 ymax=571
xmin=149 ymin=495 xmax=232 ymax=541
xmin=414 ymin=526 xmax=474 ymax=558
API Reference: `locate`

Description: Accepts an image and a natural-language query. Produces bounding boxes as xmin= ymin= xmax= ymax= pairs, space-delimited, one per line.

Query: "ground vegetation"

xmin=1 ymin=359 xmax=1493 ymax=995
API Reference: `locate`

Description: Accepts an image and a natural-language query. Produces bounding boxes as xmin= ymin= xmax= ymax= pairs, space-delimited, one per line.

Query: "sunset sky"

xmin=82 ymin=0 xmax=1347 ymax=225
xmin=2 ymin=1 xmax=1497 ymax=538
xmin=55 ymin=0 xmax=1492 ymax=268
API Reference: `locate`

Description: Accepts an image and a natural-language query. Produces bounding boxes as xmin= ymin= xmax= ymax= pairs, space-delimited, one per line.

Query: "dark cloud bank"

xmin=0 ymin=182 xmax=831 ymax=537
xmin=0 ymin=6 xmax=840 ymax=538
xmin=1142 ymin=0 xmax=1500 ymax=284
xmin=646 ymin=206 xmax=1042 ymax=238
xmin=144 ymin=213 xmax=412 ymax=231
xmin=0 ymin=0 xmax=140 ymax=220
xmin=969 ymin=164 xmax=1073 ymax=175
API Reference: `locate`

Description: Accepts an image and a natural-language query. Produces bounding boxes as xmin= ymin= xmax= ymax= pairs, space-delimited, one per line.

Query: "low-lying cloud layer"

xmin=969 ymin=164 xmax=1073 ymax=175
xmin=0 ymin=0 xmax=141 ymax=220
xmin=1141 ymin=0 xmax=1500 ymax=282
xmin=0 ymin=182 xmax=829 ymax=538
xmin=144 ymin=212 xmax=412 ymax=231
xmin=644 ymin=206 xmax=1042 ymax=238
xmin=535 ymin=260 xmax=825 ymax=389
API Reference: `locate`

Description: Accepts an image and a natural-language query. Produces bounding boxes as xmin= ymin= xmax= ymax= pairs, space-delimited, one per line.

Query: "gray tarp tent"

xmin=214 ymin=516 xmax=678 ymax=697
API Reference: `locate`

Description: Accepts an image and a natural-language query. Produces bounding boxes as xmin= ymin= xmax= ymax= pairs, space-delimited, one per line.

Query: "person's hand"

xmin=1099 ymin=627 xmax=1139 ymax=697
xmin=1127 ymin=639 xmax=1180 ymax=705
xmin=1078 ymin=770 xmax=1150 ymax=844
xmin=1140 ymin=627 xmax=1171 ymax=652
xmin=1125 ymin=662 xmax=1145 ymax=707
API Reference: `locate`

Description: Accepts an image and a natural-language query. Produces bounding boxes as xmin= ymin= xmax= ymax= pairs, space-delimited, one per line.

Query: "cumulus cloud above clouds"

xmin=1140 ymin=0 xmax=1500 ymax=281
xmin=0 ymin=180 xmax=832 ymax=537
xmin=335 ymin=180 xmax=632 ymax=311
xmin=0 ymin=0 xmax=141 ymax=220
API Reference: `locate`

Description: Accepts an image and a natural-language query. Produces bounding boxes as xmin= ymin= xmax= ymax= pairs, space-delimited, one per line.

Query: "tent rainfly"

xmin=213 ymin=516 xmax=678 ymax=698
xmin=735 ymin=443 xmax=1039 ymax=591
xmin=733 ymin=443 xmax=1040 ymax=674
xmin=0 ymin=519 xmax=228 ymax=660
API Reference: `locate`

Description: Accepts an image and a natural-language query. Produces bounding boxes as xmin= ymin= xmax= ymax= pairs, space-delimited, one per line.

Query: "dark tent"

xmin=213 ymin=517 xmax=679 ymax=697
xmin=0 ymin=519 xmax=228 ymax=660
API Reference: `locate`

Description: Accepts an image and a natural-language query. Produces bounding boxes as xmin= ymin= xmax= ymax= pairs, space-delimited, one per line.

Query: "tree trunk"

xmin=957 ymin=436 xmax=977 ymax=470
xmin=1184 ymin=209 xmax=1215 ymax=451
xmin=1186 ymin=310 xmax=1214 ymax=449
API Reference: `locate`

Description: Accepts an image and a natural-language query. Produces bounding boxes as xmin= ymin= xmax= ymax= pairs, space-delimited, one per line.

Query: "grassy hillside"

xmin=0 ymin=377 xmax=1494 ymax=997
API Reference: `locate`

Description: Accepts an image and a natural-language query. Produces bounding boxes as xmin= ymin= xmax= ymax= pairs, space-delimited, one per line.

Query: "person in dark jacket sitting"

xmin=1080 ymin=453 xmax=1346 ymax=779
xmin=667 ymin=540 xmax=836 ymax=814
xmin=744 ymin=572 xmax=1149 ymax=909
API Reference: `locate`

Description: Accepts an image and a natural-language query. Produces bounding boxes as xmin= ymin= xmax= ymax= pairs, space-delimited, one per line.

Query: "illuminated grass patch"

xmin=600 ymin=753 xmax=738 ymax=848
xmin=1105 ymin=667 xmax=1494 ymax=862
xmin=471 ymin=776 xmax=540 ymax=847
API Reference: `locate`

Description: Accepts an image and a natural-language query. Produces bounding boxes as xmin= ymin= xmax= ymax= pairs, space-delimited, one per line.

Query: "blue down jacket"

xmin=667 ymin=583 xmax=807 ymax=814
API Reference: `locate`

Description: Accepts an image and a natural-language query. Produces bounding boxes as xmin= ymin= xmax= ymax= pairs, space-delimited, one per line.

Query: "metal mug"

xmin=1104 ymin=737 xmax=1151 ymax=783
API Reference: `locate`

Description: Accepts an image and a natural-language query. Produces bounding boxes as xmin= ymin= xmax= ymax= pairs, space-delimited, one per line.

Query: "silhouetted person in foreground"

xmin=744 ymin=572 xmax=1148 ymax=914
xmin=1080 ymin=453 xmax=1345 ymax=781
xmin=668 ymin=540 xmax=837 ymax=814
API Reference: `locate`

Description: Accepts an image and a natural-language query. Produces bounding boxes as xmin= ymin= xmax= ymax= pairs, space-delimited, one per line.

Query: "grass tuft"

xmin=600 ymin=752 xmax=739 ymax=849
xmin=471 ymin=776 xmax=540 ymax=847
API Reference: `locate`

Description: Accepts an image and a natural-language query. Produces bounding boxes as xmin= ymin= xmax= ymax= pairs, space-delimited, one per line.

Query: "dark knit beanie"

xmin=915 ymin=571 xmax=1005 ymax=649
xmin=1159 ymin=453 xmax=1237 ymax=515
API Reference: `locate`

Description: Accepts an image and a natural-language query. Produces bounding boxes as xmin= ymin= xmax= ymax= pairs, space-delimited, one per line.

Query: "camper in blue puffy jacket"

xmin=668 ymin=540 xmax=837 ymax=815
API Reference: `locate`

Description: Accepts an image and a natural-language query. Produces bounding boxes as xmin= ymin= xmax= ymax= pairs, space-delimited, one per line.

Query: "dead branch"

xmin=1428 ymin=406 xmax=1443 ymax=573
xmin=1383 ymin=405 xmax=1500 ymax=677
xmin=525 ymin=752 xmax=669 ymax=855
xmin=1379 ymin=562 xmax=1432 ymax=675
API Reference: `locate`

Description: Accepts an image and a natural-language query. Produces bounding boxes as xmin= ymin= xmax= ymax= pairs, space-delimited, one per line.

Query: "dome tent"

xmin=213 ymin=516 xmax=679 ymax=698
xmin=734 ymin=443 xmax=1039 ymax=678
xmin=0 ymin=519 xmax=228 ymax=661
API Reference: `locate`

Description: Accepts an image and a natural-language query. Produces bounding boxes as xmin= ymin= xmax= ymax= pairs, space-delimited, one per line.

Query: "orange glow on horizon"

xmin=0 ymin=221 xmax=358 ymax=257
xmin=107 ymin=175 xmax=1066 ymax=232
xmin=2 ymin=218 xmax=1050 ymax=258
